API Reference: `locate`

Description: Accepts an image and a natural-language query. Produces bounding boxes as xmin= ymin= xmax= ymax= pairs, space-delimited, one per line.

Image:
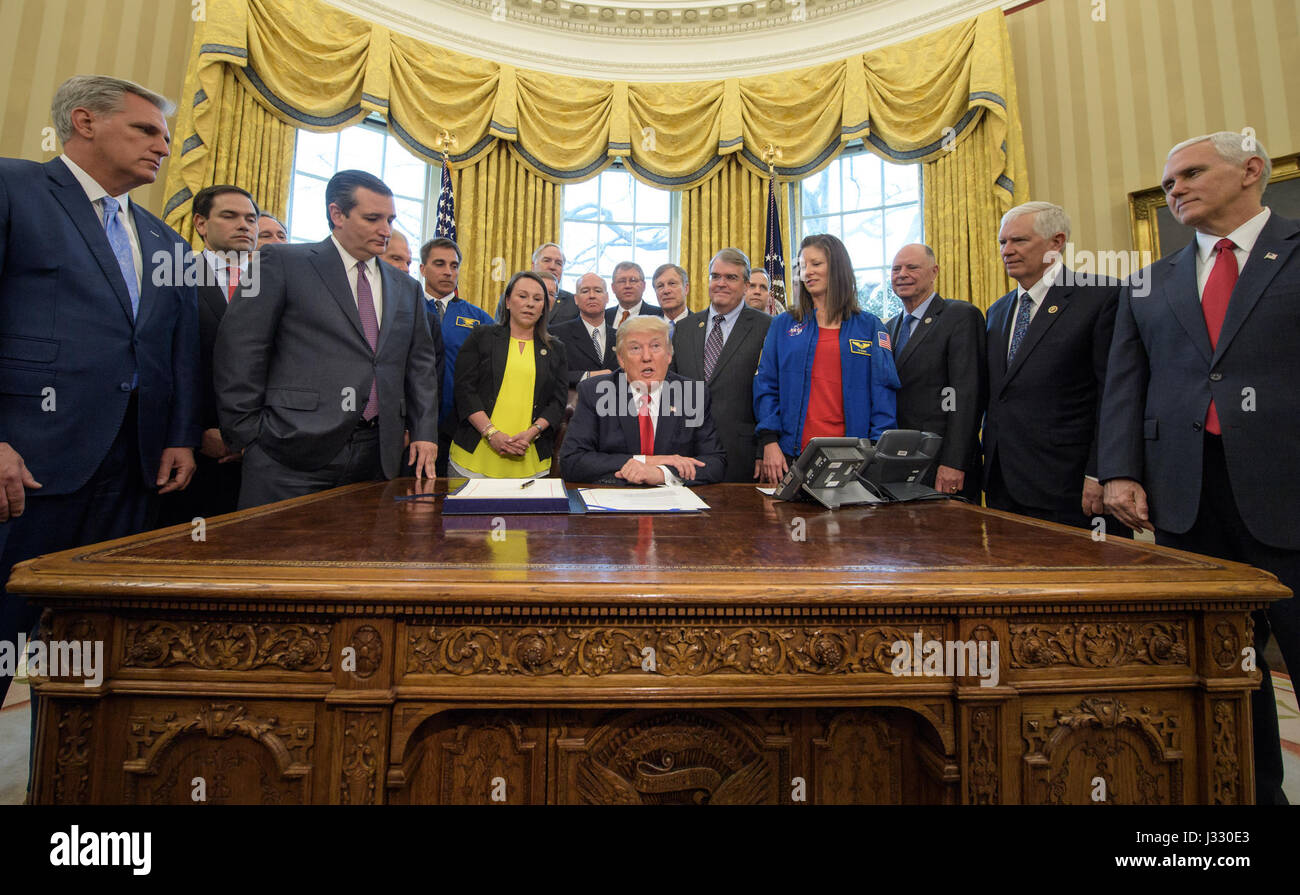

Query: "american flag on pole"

xmin=762 ymin=174 xmax=786 ymax=315
xmin=434 ymin=155 xmax=456 ymax=242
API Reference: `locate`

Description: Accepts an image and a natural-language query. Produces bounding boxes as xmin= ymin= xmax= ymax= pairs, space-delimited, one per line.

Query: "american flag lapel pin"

xmin=1264 ymin=252 xmax=1278 ymax=260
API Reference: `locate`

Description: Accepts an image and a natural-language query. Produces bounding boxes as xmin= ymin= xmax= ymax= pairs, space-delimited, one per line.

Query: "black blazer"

xmin=549 ymin=289 xmax=579 ymax=324
xmin=605 ymin=301 xmax=664 ymax=326
xmin=551 ymin=317 xmax=620 ymax=387
xmin=884 ymin=296 xmax=986 ymax=494
xmin=670 ymin=305 xmax=771 ymax=482
xmin=983 ymin=274 xmax=1119 ymax=513
xmin=558 ymin=371 xmax=726 ymax=485
xmin=452 ymin=324 xmax=569 ymax=460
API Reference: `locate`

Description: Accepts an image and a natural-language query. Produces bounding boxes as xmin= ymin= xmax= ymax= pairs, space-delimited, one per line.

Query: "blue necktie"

xmin=1007 ymin=294 xmax=1034 ymax=362
xmin=895 ymin=313 xmax=916 ymax=353
xmin=101 ymin=196 xmax=139 ymax=319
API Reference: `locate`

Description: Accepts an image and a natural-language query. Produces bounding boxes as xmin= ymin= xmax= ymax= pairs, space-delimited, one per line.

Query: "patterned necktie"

xmin=895 ymin=313 xmax=915 ymax=354
xmin=1202 ymin=238 xmax=1238 ymax=435
xmin=591 ymin=325 xmax=603 ymax=360
xmin=356 ymin=261 xmax=380 ymax=420
xmin=703 ymin=314 xmax=726 ymax=380
xmin=638 ymin=394 xmax=654 ymax=454
xmin=101 ymin=196 xmax=139 ymax=319
xmin=225 ymin=263 xmax=240 ymax=302
xmin=1007 ymin=294 xmax=1034 ymax=362
xmin=618 ymin=309 xmax=631 ymax=328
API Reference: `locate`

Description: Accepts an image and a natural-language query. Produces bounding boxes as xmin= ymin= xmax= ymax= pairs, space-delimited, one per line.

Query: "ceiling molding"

xmin=324 ymin=0 xmax=1010 ymax=80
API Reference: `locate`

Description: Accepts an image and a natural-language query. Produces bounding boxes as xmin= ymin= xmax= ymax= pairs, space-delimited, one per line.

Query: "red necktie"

xmin=225 ymin=264 xmax=240 ymax=302
xmin=619 ymin=309 xmax=631 ymax=328
xmin=638 ymin=394 xmax=654 ymax=454
xmin=1201 ymin=238 xmax=1237 ymax=435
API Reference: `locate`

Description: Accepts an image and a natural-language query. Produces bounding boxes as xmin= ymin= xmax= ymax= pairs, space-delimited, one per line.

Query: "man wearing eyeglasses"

xmin=670 ymin=248 xmax=772 ymax=482
xmin=606 ymin=261 xmax=664 ymax=328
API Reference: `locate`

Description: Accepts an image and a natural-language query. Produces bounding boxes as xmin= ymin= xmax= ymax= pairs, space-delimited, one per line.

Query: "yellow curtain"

xmin=451 ymin=143 xmax=562 ymax=314
xmin=162 ymin=0 xmax=1027 ymax=302
xmin=679 ymin=158 xmax=791 ymax=313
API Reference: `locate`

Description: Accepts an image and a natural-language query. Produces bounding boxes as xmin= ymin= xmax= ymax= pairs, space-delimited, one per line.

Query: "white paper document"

xmin=579 ymin=485 xmax=710 ymax=513
xmin=452 ymin=478 xmax=568 ymax=499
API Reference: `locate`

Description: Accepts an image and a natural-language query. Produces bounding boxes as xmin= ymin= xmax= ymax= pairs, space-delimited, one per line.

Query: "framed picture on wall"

xmin=1129 ymin=151 xmax=1300 ymax=259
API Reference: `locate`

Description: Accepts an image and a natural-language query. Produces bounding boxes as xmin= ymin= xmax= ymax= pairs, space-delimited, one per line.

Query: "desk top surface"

xmin=11 ymin=480 xmax=1290 ymax=607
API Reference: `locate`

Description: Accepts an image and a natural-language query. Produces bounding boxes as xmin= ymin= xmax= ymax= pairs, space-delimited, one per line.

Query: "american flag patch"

xmin=878 ymin=330 xmax=892 ymax=350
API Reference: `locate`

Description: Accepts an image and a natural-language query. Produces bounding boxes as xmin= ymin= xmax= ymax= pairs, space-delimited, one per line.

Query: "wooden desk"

xmin=12 ymin=481 xmax=1289 ymax=805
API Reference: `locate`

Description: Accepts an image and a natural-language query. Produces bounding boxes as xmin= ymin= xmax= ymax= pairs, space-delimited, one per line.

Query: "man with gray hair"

xmin=652 ymin=263 xmax=691 ymax=333
xmin=0 ymin=74 xmax=200 ymax=708
xmin=533 ymin=243 xmax=577 ymax=323
xmin=982 ymin=201 xmax=1128 ymax=536
xmin=670 ymin=248 xmax=771 ymax=481
xmin=1100 ymin=132 xmax=1298 ymax=805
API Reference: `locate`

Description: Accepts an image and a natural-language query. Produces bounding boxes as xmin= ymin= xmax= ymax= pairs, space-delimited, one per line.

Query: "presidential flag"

xmin=762 ymin=175 xmax=786 ymax=315
xmin=435 ymin=155 xmax=457 ymax=242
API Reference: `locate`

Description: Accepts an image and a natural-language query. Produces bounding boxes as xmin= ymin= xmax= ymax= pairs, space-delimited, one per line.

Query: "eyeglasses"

xmin=613 ymin=277 xmax=644 ymax=286
xmin=709 ymin=272 xmax=743 ymax=284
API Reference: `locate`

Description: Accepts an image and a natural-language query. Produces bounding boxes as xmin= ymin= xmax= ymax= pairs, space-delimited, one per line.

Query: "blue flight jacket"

xmin=430 ymin=295 xmax=495 ymax=428
xmin=754 ymin=310 xmax=900 ymax=457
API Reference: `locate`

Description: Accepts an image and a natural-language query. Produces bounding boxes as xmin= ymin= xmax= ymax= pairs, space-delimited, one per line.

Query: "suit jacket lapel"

xmin=47 ymin=162 xmax=135 ymax=325
xmin=655 ymin=383 xmax=683 ymax=453
xmin=1214 ymin=214 xmax=1299 ymax=363
xmin=1004 ymin=282 xmax=1070 ymax=384
xmin=1162 ymin=242 xmax=1212 ymax=364
xmin=895 ymin=297 xmax=945 ymax=369
xmin=373 ymin=260 xmax=402 ymax=357
xmin=619 ymin=379 xmax=641 ymax=454
xmin=311 ymin=238 xmax=369 ymax=346
xmin=988 ymin=289 xmax=1015 ymax=386
xmin=603 ymin=324 xmax=618 ymax=368
xmin=130 ymin=206 xmax=169 ymax=327
xmin=491 ymin=327 xmax=509 ymax=390
xmin=709 ymin=310 xmax=752 ymax=380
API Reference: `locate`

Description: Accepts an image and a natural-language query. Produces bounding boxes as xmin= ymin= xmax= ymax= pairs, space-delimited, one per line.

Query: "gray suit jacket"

xmin=214 ymin=237 xmax=439 ymax=478
xmin=884 ymin=296 xmax=986 ymax=489
xmin=670 ymin=305 xmax=772 ymax=482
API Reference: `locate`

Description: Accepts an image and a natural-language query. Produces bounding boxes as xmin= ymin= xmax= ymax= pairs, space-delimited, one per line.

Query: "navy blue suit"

xmin=0 ymin=156 xmax=199 ymax=704
xmin=558 ymin=371 xmax=726 ymax=485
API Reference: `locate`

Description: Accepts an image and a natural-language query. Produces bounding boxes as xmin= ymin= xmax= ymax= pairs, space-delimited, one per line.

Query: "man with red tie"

xmin=159 ymin=185 xmax=259 ymax=523
xmin=1100 ymin=132 xmax=1300 ymax=804
xmin=559 ymin=316 xmax=724 ymax=485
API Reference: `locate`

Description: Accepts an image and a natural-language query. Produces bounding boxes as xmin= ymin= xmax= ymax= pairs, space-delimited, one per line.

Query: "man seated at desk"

xmin=559 ymin=316 xmax=725 ymax=485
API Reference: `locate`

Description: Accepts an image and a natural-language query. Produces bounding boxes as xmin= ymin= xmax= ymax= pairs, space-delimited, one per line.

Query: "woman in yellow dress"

xmin=449 ymin=271 xmax=569 ymax=478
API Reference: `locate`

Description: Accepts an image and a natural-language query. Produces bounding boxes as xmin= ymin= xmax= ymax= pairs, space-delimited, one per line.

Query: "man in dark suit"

xmin=606 ymin=261 xmax=664 ymax=328
xmin=551 ymin=272 xmax=620 ymax=386
xmin=983 ymin=202 xmax=1128 ymax=536
xmin=1100 ymin=133 xmax=1300 ymax=804
xmin=652 ymin=263 xmax=693 ymax=335
xmin=535 ymin=243 xmax=578 ymax=324
xmin=215 ymin=170 xmax=438 ymax=509
xmin=0 ymin=74 xmax=199 ymax=707
xmin=560 ymin=316 xmax=725 ymax=485
xmin=158 ymin=184 xmax=259 ymax=525
xmin=671 ymin=248 xmax=771 ymax=482
xmin=886 ymin=244 xmax=986 ymax=501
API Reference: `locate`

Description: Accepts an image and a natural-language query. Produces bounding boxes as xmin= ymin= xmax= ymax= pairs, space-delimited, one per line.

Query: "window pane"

xmin=394 ymin=198 xmax=423 ymax=247
xmin=856 ymin=269 xmax=899 ymax=321
xmin=801 ymin=216 xmax=840 ymax=240
xmin=844 ymin=151 xmax=883 ymax=210
xmin=294 ymin=130 xmax=338 ymax=180
xmin=337 ymin=126 xmax=385 ymax=175
xmin=599 ymin=170 xmax=635 ymax=222
xmin=842 ymin=210 xmax=884 ymax=269
xmin=564 ymin=177 xmax=601 ymax=217
xmin=634 ymin=181 xmax=670 ymax=223
xmin=383 ymin=136 xmax=427 ymax=200
xmin=289 ymin=175 xmax=328 ymax=243
xmin=800 ymin=166 xmax=840 ymax=219
xmin=884 ymin=160 xmax=920 ymax=205
xmin=884 ymin=205 xmax=923 ymax=262
xmin=564 ymin=222 xmax=600 ymax=274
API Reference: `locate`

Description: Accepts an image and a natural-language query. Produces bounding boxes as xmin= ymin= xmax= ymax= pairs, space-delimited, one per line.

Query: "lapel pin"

xmin=923 ymin=317 xmax=933 ymax=324
xmin=1047 ymin=305 xmax=1059 ymax=314
xmin=540 ymin=348 xmax=548 ymax=356
xmin=669 ymin=405 xmax=677 ymax=414
xmin=1265 ymin=252 xmax=1278 ymax=260
xmin=698 ymin=321 xmax=705 ymax=328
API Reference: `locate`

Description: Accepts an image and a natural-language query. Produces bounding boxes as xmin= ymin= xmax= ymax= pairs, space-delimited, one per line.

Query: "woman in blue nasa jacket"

xmin=754 ymin=233 xmax=900 ymax=483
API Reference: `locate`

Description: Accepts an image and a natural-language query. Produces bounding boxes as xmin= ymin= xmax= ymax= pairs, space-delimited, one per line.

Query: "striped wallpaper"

xmin=0 ymin=0 xmax=195 ymax=215
xmin=1005 ymin=0 xmax=1300 ymax=256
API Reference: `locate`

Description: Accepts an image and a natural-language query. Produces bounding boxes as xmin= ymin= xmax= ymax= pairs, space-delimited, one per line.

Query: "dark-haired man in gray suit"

xmin=215 ymin=170 xmax=438 ymax=508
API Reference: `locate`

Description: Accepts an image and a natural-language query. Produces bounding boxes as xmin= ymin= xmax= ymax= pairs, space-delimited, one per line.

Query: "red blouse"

xmin=801 ymin=327 xmax=845 ymax=450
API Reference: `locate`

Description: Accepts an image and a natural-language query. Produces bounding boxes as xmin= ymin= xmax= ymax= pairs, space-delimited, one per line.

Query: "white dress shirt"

xmin=60 ymin=154 xmax=142 ymax=289
xmin=1195 ymin=208 xmax=1271 ymax=298
xmin=202 ymin=248 xmax=250 ymax=297
xmin=331 ymin=234 xmax=384 ymax=328
xmin=628 ymin=379 xmax=681 ymax=486
xmin=898 ymin=292 xmax=938 ymax=343
xmin=704 ymin=300 xmax=745 ymax=347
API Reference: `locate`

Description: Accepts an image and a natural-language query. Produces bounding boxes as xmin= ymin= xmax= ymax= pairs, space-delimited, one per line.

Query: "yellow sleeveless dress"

xmin=449 ymin=338 xmax=549 ymax=477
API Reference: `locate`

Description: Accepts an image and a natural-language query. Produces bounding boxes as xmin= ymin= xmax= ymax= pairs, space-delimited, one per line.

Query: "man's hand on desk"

xmin=1103 ymin=477 xmax=1154 ymax=532
xmin=616 ymin=458 xmax=662 ymax=485
xmin=934 ymin=465 xmax=965 ymax=494
xmin=408 ymin=440 xmax=438 ymax=480
xmin=645 ymin=455 xmax=704 ymax=481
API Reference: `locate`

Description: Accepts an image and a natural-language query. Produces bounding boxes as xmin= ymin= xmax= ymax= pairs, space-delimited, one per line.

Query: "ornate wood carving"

xmin=349 ymin=626 xmax=383 ymax=679
xmin=122 ymin=621 xmax=331 ymax=672
xmin=406 ymin=624 xmax=942 ymax=676
xmin=1021 ymin=696 xmax=1183 ymax=805
xmin=813 ymin=710 xmax=901 ymax=804
xmin=967 ymin=707 xmax=999 ymax=805
xmin=52 ymin=703 xmax=93 ymax=805
xmin=124 ymin=703 xmax=314 ymax=782
xmin=340 ymin=712 xmax=382 ymax=805
xmin=1210 ymin=622 xmax=1241 ymax=670
xmin=1210 ymin=700 xmax=1241 ymax=805
xmin=1009 ymin=621 xmax=1188 ymax=668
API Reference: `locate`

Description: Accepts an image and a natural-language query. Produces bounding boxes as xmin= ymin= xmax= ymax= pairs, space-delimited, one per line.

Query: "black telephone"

xmin=773 ymin=430 xmax=944 ymax=507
